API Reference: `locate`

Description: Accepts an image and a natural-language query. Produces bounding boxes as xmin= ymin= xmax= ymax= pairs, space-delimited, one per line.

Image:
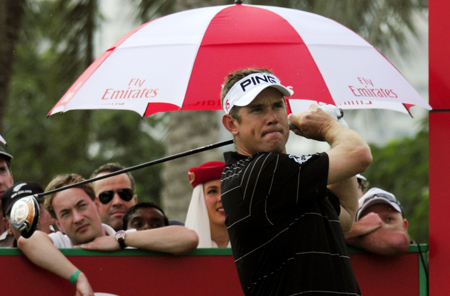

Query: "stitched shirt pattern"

xmin=221 ymin=152 xmax=360 ymax=296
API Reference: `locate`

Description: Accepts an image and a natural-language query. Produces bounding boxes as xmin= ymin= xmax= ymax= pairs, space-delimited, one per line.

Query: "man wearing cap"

xmin=345 ymin=187 xmax=410 ymax=256
xmin=2 ymin=182 xmax=56 ymax=247
xmin=220 ymin=68 xmax=372 ymax=295
xmin=0 ymin=146 xmax=14 ymax=247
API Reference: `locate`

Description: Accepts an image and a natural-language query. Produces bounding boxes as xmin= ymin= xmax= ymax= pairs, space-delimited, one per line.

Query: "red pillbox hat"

xmin=188 ymin=161 xmax=225 ymax=188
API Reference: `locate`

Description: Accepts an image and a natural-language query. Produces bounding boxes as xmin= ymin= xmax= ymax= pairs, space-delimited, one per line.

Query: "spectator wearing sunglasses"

xmin=90 ymin=163 xmax=138 ymax=231
xmin=344 ymin=187 xmax=410 ymax=256
xmin=17 ymin=173 xmax=199 ymax=296
xmin=123 ymin=202 xmax=169 ymax=231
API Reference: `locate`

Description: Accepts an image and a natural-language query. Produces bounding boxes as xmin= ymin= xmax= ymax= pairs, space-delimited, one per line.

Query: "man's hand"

xmin=345 ymin=213 xmax=410 ymax=256
xmin=288 ymin=104 xmax=342 ymax=141
xmin=75 ymin=272 xmax=94 ymax=296
xmin=77 ymin=236 xmax=120 ymax=251
xmin=344 ymin=212 xmax=383 ymax=240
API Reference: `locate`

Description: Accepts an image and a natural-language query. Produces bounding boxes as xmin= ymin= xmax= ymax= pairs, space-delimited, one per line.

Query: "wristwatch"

xmin=114 ymin=230 xmax=127 ymax=249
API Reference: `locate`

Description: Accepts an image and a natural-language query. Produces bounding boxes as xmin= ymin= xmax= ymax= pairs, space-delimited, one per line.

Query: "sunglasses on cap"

xmin=98 ymin=188 xmax=134 ymax=204
xmin=359 ymin=193 xmax=404 ymax=218
xmin=362 ymin=193 xmax=401 ymax=207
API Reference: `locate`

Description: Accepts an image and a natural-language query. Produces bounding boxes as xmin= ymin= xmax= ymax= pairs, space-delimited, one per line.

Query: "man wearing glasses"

xmin=344 ymin=187 xmax=410 ymax=256
xmin=90 ymin=163 xmax=138 ymax=231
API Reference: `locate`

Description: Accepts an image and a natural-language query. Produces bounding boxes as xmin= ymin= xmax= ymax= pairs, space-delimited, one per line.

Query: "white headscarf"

xmin=185 ymin=184 xmax=230 ymax=248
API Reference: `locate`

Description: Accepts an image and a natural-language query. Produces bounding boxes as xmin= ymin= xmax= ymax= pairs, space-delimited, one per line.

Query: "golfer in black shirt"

xmin=220 ymin=68 xmax=372 ymax=296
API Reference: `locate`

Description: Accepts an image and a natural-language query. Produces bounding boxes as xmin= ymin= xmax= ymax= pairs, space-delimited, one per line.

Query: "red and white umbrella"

xmin=0 ymin=134 xmax=6 ymax=145
xmin=48 ymin=3 xmax=431 ymax=117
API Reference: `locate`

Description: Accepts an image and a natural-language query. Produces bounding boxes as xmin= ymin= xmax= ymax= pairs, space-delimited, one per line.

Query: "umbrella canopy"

xmin=0 ymin=134 xmax=6 ymax=145
xmin=48 ymin=3 xmax=431 ymax=117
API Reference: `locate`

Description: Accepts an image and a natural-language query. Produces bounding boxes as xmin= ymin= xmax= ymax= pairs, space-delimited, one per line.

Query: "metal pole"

xmin=40 ymin=139 xmax=233 ymax=197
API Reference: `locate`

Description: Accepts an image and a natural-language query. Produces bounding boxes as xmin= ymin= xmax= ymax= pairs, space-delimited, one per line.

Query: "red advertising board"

xmin=0 ymin=246 xmax=427 ymax=295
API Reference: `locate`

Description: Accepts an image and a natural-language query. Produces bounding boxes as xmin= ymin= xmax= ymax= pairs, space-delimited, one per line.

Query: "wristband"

xmin=69 ymin=269 xmax=81 ymax=285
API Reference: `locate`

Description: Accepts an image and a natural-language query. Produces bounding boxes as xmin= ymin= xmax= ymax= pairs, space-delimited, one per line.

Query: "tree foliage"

xmin=3 ymin=0 xmax=165 ymax=204
xmin=0 ymin=0 xmax=26 ymax=132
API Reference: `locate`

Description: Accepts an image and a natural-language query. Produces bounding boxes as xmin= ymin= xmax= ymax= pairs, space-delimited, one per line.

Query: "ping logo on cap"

xmin=239 ymin=74 xmax=278 ymax=92
xmin=223 ymin=72 xmax=293 ymax=114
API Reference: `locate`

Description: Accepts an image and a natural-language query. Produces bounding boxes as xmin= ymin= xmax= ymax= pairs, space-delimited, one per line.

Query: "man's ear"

xmin=94 ymin=198 xmax=102 ymax=216
xmin=222 ymin=114 xmax=239 ymax=135
xmin=403 ymin=219 xmax=408 ymax=231
xmin=4 ymin=218 xmax=13 ymax=235
xmin=55 ymin=220 xmax=65 ymax=234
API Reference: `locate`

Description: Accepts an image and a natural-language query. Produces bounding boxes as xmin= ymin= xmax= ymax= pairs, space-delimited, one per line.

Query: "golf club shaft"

xmin=39 ymin=139 xmax=234 ymax=197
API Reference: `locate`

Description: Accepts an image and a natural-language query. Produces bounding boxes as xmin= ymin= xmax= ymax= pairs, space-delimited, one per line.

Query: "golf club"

xmin=11 ymin=139 xmax=233 ymax=237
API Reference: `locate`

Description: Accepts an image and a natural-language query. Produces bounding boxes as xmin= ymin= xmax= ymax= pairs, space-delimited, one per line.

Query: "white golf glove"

xmin=289 ymin=104 xmax=349 ymax=130
xmin=319 ymin=104 xmax=348 ymax=128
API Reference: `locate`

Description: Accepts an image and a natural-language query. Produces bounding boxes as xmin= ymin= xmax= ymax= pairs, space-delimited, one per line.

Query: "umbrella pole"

xmin=41 ymin=139 xmax=234 ymax=197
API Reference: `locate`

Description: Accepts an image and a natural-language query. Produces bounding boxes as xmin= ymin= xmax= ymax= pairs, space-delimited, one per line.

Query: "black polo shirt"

xmin=221 ymin=151 xmax=360 ymax=296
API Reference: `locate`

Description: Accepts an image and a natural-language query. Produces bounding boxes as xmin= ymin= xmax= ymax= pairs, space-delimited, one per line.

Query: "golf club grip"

xmin=289 ymin=122 xmax=299 ymax=131
xmin=289 ymin=106 xmax=345 ymax=131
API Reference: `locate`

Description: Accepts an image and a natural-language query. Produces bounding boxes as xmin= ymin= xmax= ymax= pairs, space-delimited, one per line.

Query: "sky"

xmin=95 ymin=1 xmax=429 ymax=156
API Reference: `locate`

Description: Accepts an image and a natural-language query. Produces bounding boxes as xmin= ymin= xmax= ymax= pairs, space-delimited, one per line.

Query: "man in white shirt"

xmin=18 ymin=173 xmax=198 ymax=296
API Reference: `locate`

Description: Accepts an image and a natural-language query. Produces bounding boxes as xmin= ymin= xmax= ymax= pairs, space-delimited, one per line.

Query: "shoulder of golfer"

xmin=287 ymin=104 xmax=372 ymax=184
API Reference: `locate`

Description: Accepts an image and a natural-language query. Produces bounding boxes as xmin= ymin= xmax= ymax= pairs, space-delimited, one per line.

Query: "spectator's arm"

xmin=346 ymin=222 xmax=410 ymax=256
xmin=344 ymin=212 xmax=383 ymax=240
xmin=17 ymin=231 xmax=93 ymax=295
xmin=79 ymin=225 xmax=199 ymax=255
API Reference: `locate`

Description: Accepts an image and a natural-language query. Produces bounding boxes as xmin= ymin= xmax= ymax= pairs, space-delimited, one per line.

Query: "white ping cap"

xmin=356 ymin=187 xmax=403 ymax=221
xmin=223 ymin=72 xmax=293 ymax=114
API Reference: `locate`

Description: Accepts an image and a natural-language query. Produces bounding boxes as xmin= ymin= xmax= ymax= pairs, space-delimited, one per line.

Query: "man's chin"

xmin=108 ymin=217 xmax=124 ymax=231
xmin=263 ymin=135 xmax=288 ymax=149
xmin=72 ymin=232 xmax=96 ymax=246
xmin=263 ymin=142 xmax=287 ymax=154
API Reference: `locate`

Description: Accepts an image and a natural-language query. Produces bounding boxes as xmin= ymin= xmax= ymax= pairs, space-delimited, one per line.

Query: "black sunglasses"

xmin=362 ymin=193 xmax=401 ymax=207
xmin=358 ymin=193 xmax=404 ymax=218
xmin=98 ymin=188 xmax=134 ymax=204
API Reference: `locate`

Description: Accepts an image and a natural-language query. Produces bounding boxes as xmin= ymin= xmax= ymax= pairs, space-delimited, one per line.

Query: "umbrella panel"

xmin=50 ymin=4 xmax=431 ymax=118
xmin=161 ymin=4 xmax=334 ymax=116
